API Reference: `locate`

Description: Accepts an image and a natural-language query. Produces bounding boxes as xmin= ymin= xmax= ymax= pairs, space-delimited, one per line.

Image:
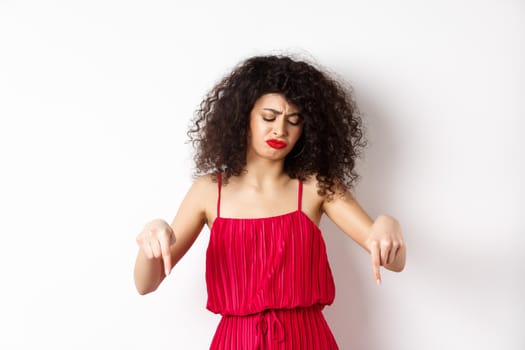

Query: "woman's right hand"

xmin=136 ymin=219 xmax=176 ymax=276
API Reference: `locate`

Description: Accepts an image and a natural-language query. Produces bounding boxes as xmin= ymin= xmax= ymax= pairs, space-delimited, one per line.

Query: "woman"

xmin=134 ymin=55 xmax=406 ymax=349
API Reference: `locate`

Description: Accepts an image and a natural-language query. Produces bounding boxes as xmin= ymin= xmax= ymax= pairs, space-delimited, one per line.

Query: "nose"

xmin=272 ymin=118 xmax=288 ymax=137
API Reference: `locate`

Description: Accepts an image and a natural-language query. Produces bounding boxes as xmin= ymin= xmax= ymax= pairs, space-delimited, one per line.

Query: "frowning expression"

xmin=247 ymin=93 xmax=304 ymax=160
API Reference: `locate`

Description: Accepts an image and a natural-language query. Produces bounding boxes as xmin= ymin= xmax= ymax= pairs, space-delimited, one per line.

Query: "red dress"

xmin=206 ymin=175 xmax=338 ymax=349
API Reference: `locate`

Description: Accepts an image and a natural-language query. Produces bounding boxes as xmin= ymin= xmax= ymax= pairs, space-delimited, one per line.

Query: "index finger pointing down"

xmin=159 ymin=236 xmax=173 ymax=276
xmin=370 ymin=242 xmax=381 ymax=285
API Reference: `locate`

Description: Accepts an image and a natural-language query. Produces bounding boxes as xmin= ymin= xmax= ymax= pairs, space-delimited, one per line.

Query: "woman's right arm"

xmin=133 ymin=176 xmax=210 ymax=295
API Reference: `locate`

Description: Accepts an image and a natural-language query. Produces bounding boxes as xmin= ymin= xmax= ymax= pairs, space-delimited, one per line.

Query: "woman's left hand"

xmin=365 ymin=215 xmax=406 ymax=285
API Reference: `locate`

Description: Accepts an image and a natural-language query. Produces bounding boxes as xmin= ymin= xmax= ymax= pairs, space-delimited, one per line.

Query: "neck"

xmin=242 ymin=153 xmax=288 ymax=187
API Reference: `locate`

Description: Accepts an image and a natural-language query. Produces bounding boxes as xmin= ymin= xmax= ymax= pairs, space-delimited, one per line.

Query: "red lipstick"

xmin=266 ymin=139 xmax=287 ymax=149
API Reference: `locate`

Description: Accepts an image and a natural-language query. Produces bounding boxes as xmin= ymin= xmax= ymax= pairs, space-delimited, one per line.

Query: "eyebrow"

xmin=262 ymin=108 xmax=302 ymax=117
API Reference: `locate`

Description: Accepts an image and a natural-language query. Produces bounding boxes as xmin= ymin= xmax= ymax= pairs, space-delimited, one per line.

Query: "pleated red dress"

xmin=206 ymin=174 xmax=339 ymax=349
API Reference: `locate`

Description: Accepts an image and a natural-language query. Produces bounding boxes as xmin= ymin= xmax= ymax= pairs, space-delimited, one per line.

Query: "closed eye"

xmin=262 ymin=116 xmax=276 ymax=122
xmin=261 ymin=114 xmax=303 ymax=126
xmin=287 ymin=116 xmax=302 ymax=126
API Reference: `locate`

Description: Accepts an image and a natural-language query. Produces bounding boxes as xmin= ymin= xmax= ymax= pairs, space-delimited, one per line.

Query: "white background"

xmin=1 ymin=1 xmax=523 ymax=349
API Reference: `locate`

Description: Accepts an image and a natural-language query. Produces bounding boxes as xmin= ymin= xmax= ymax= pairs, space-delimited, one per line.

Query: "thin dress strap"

xmin=297 ymin=179 xmax=303 ymax=211
xmin=217 ymin=173 xmax=222 ymax=218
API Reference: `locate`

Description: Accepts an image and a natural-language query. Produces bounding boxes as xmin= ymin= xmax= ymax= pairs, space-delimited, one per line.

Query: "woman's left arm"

xmin=322 ymin=189 xmax=406 ymax=284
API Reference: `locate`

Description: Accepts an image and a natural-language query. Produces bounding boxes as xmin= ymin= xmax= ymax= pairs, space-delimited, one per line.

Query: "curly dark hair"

xmin=188 ymin=54 xmax=367 ymax=199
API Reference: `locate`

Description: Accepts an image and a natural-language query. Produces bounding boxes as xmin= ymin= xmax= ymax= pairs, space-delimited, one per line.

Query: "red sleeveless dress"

xmin=206 ymin=175 xmax=338 ymax=349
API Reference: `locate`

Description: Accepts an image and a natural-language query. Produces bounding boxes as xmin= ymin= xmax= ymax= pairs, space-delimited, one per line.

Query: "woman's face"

xmin=247 ymin=93 xmax=304 ymax=161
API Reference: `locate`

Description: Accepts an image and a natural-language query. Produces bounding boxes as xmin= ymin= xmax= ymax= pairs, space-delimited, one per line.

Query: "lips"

xmin=266 ymin=139 xmax=287 ymax=149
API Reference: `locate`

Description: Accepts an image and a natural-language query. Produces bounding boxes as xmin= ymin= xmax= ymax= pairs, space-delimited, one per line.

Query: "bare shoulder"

xmin=302 ymin=175 xmax=354 ymax=212
xmin=300 ymin=175 xmax=348 ymax=201
xmin=189 ymin=174 xmax=219 ymax=225
xmin=189 ymin=174 xmax=218 ymax=204
xmin=191 ymin=173 xmax=217 ymax=191
xmin=300 ymin=175 xmax=325 ymax=224
xmin=301 ymin=175 xmax=323 ymax=200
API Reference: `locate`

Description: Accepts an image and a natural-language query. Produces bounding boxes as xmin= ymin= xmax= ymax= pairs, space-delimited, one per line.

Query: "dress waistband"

xmin=255 ymin=309 xmax=285 ymax=349
xmin=220 ymin=305 xmax=324 ymax=349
